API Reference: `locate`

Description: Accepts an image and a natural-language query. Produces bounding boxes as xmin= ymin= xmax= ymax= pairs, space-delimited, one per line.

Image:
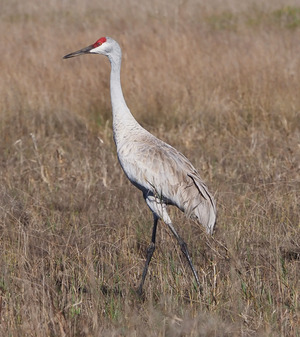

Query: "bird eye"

xmin=93 ymin=42 xmax=100 ymax=47
xmin=93 ymin=37 xmax=107 ymax=48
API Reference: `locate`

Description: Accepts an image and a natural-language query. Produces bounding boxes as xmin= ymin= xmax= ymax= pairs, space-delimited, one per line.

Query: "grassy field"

xmin=0 ymin=0 xmax=299 ymax=335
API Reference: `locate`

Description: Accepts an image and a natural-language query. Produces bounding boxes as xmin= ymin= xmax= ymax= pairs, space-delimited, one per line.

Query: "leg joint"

xmin=179 ymin=239 xmax=188 ymax=254
xmin=146 ymin=242 xmax=155 ymax=256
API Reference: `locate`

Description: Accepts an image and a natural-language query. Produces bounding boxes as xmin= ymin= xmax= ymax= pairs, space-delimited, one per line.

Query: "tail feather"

xmin=187 ymin=173 xmax=216 ymax=234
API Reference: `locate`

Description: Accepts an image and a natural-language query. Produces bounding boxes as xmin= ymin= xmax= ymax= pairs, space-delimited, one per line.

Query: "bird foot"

xmin=136 ymin=286 xmax=145 ymax=301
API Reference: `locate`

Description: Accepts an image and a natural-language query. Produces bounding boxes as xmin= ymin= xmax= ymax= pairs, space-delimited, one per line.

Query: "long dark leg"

xmin=167 ymin=222 xmax=202 ymax=293
xmin=137 ymin=215 xmax=159 ymax=296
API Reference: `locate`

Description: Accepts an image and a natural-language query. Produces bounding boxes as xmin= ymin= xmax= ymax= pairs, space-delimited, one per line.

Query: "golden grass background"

xmin=0 ymin=0 xmax=299 ymax=335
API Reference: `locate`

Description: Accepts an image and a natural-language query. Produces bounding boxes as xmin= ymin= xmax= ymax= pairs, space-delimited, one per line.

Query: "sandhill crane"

xmin=63 ymin=37 xmax=216 ymax=295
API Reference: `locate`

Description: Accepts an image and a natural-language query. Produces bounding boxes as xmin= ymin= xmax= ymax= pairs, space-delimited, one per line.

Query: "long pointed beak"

xmin=63 ymin=44 xmax=94 ymax=59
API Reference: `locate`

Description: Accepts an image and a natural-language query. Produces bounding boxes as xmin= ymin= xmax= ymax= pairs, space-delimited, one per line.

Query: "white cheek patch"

xmin=90 ymin=45 xmax=104 ymax=54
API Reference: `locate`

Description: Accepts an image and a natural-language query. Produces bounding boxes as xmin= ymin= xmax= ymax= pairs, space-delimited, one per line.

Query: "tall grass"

xmin=0 ymin=0 xmax=299 ymax=335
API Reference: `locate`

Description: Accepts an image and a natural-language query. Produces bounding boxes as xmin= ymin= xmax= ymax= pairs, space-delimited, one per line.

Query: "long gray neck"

xmin=108 ymin=52 xmax=136 ymax=125
xmin=108 ymin=47 xmax=141 ymax=147
xmin=109 ymin=55 xmax=125 ymax=111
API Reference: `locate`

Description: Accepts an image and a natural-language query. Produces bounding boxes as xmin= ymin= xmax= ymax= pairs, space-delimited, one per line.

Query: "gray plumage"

xmin=63 ymin=36 xmax=216 ymax=294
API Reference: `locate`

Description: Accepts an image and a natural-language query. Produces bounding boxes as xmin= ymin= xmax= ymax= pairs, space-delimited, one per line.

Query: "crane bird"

xmin=63 ymin=37 xmax=216 ymax=295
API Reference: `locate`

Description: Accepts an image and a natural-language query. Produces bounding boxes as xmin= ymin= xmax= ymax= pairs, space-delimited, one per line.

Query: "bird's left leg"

xmin=137 ymin=213 xmax=159 ymax=296
xmin=145 ymin=195 xmax=202 ymax=292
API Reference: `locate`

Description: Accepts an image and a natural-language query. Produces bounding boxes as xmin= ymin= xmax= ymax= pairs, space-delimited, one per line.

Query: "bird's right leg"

xmin=165 ymin=221 xmax=202 ymax=293
xmin=137 ymin=214 xmax=159 ymax=296
xmin=145 ymin=196 xmax=202 ymax=292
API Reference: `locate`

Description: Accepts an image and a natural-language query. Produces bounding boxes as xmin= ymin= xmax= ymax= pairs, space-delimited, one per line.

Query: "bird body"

xmin=64 ymin=37 xmax=216 ymax=294
xmin=117 ymin=130 xmax=216 ymax=230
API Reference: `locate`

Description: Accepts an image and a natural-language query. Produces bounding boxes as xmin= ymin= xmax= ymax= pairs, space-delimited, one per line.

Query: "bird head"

xmin=63 ymin=36 xmax=117 ymax=59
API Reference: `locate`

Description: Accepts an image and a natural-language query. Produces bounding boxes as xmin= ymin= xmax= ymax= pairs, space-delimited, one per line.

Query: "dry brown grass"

xmin=0 ymin=0 xmax=299 ymax=335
